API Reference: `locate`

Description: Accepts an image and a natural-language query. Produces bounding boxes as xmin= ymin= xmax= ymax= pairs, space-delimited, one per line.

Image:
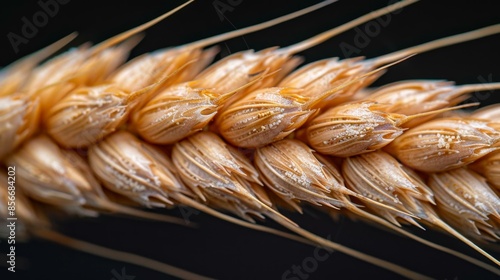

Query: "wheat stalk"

xmin=0 ymin=0 xmax=500 ymax=278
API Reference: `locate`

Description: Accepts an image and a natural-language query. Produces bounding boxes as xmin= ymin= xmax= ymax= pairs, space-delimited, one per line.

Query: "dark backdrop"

xmin=1 ymin=0 xmax=500 ymax=279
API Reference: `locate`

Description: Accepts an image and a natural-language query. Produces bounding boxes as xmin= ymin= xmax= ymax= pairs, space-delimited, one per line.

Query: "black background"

xmin=1 ymin=0 xmax=500 ymax=279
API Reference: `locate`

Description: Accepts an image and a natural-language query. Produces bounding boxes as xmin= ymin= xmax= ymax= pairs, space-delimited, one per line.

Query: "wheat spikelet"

xmin=386 ymin=117 xmax=500 ymax=172
xmin=0 ymin=0 xmax=500 ymax=278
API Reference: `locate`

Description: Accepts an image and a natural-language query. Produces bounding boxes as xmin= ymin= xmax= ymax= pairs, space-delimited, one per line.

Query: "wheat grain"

xmin=386 ymin=117 xmax=500 ymax=172
xmin=254 ymin=138 xmax=354 ymax=211
xmin=364 ymin=80 xmax=500 ymax=127
xmin=0 ymin=0 xmax=500 ymax=278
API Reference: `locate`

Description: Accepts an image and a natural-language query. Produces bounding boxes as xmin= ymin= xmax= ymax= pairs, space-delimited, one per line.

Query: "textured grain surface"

xmin=1 ymin=0 xmax=500 ymax=279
